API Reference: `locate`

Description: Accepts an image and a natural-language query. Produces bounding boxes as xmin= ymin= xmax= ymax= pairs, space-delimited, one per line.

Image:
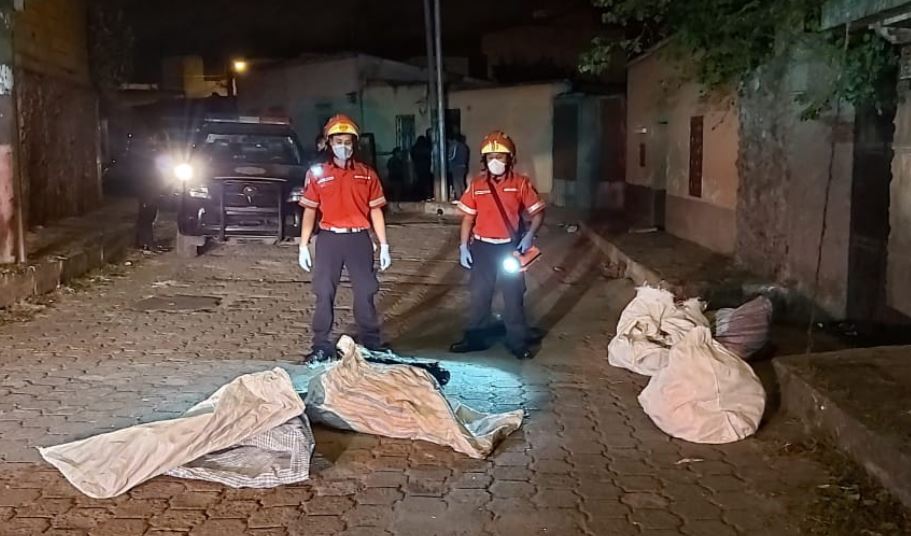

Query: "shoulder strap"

xmin=486 ymin=175 xmax=519 ymax=243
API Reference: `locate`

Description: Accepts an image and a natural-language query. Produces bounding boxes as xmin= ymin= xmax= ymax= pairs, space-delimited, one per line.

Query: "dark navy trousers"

xmin=311 ymin=231 xmax=381 ymax=351
xmin=465 ymin=240 xmax=528 ymax=350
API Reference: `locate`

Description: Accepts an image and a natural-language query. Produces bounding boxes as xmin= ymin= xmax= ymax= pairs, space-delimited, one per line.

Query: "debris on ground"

xmin=306 ymin=336 xmax=523 ymax=459
xmin=608 ymin=286 xmax=769 ymax=444
xmin=714 ymin=295 xmax=773 ymax=359
xmin=675 ymin=458 xmax=704 ymax=465
xmin=608 ymin=286 xmax=710 ymax=376
xmin=38 ymin=337 xmax=523 ymax=498
xmin=774 ymin=437 xmax=911 ymax=536
xmin=639 ymin=327 xmax=765 ymax=444
xmin=166 ymin=417 xmax=314 ymax=489
xmin=38 ymin=368 xmax=307 ymax=498
xmin=364 ymin=354 xmax=451 ymax=386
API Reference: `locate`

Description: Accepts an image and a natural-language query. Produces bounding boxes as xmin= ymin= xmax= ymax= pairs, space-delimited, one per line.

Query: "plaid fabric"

xmin=166 ymin=416 xmax=314 ymax=488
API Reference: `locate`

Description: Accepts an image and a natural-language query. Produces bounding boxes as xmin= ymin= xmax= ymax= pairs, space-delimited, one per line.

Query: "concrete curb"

xmin=578 ymin=221 xmax=804 ymax=315
xmin=774 ymin=354 xmax=911 ymax=510
xmin=578 ymin=221 xmax=679 ymax=293
xmin=0 ymin=222 xmax=135 ymax=308
xmin=386 ymin=201 xmax=463 ymax=218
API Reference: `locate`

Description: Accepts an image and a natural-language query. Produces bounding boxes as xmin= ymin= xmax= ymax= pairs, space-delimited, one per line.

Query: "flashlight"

xmin=174 ymin=162 xmax=194 ymax=181
xmin=502 ymin=255 xmax=521 ymax=274
xmin=502 ymin=246 xmax=542 ymax=274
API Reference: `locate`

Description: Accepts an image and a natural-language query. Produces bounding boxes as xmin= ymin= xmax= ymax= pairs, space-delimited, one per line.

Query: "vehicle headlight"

xmin=502 ymin=256 xmax=521 ymax=274
xmin=174 ymin=163 xmax=194 ymax=181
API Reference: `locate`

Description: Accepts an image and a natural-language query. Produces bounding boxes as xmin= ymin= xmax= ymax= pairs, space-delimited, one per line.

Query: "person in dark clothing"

xmin=306 ymin=133 xmax=328 ymax=234
xmin=135 ymin=132 xmax=170 ymax=250
xmin=308 ymin=133 xmax=328 ymax=171
xmin=411 ymin=131 xmax=433 ymax=200
xmin=386 ymin=147 xmax=406 ymax=202
xmin=448 ymin=133 xmax=470 ymax=200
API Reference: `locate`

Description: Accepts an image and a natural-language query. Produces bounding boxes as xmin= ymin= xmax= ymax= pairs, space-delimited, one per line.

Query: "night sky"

xmin=124 ymin=0 xmax=596 ymax=80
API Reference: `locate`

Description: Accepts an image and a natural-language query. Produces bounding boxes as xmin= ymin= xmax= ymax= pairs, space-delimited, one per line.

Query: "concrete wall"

xmin=14 ymin=0 xmax=101 ymax=228
xmin=626 ymin=48 xmax=740 ymax=255
xmin=550 ymin=94 xmax=626 ymax=211
xmin=240 ymin=57 xmax=567 ymax=195
xmin=238 ymin=56 xmax=360 ymax=142
xmin=237 ymin=54 xmax=431 ymax=147
xmin=888 ymin=56 xmax=911 ymax=317
xmin=361 ymin=82 xmax=569 ymax=196
xmin=451 ymin=83 xmax=566 ymax=196
xmin=737 ymin=45 xmax=856 ymax=318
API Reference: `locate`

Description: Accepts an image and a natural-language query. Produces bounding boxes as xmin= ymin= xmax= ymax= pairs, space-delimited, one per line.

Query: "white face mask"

xmin=487 ymin=159 xmax=507 ymax=176
xmin=332 ymin=145 xmax=353 ymax=161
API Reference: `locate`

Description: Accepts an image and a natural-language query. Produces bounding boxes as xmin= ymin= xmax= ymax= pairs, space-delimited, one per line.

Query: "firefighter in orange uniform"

xmin=450 ymin=131 xmax=545 ymax=360
xmin=298 ymin=114 xmax=391 ymax=363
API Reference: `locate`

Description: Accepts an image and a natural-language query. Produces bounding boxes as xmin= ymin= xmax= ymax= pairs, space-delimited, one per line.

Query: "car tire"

xmin=176 ymin=231 xmax=204 ymax=258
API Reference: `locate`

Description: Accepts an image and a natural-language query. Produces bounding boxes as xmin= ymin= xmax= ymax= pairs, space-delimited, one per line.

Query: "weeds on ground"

xmin=780 ymin=439 xmax=911 ymax=536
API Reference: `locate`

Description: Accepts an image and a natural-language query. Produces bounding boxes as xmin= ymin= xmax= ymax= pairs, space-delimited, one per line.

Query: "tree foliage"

xmin=580 ymin=0 xmax=898 ymax=117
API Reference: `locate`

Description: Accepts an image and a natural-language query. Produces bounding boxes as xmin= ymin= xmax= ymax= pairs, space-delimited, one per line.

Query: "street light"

xmin=228 ymin=58 xmax=248 ymax=97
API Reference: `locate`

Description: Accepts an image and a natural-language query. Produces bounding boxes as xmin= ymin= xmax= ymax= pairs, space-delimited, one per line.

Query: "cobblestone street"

xmin=0 ymin=219 xmax=843 ymax=535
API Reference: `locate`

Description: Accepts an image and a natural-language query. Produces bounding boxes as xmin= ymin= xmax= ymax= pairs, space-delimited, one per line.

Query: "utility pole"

xmin=422 ymin=0 xmax=437 ymax=138
xmin=433 ymin=0 xmax=447 ymax=203
xmin=423 ymin=0 xmax=447 ymax=203
xmin=0 ymin=0 xmax=25 ymax=264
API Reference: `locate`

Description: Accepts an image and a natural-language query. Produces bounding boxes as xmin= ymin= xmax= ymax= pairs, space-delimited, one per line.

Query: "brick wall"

xmin=14 ymin=0 xmax=90 ymax=84
xmin=13 ymin=0 xmax=100 ymax=227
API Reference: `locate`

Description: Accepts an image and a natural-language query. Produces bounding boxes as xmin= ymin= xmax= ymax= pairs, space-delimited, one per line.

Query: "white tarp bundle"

xmin=638 ymin=327 xmax=766 ymax=444
xmin=38 ymin=368 xmax=307 ymax=499
xmin=608 ymin=286 xmax=710 ymax=375
xmin=306 ymin=336 xmax=524 ymax=459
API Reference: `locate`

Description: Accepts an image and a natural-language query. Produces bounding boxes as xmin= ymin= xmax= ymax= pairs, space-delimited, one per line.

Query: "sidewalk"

xmin=579 ymin=219 xmax=911 ymax=514
xmin=579 ymin=222 xmax=767 ymax=309
xmin=0 ymin=197 xmax=139 ymax=308
xmin=775 ymin=346 xmax=911 ymax=510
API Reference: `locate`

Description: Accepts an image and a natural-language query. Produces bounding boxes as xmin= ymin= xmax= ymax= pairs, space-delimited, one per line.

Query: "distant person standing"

xmin=134 ymin=131 xmax=171 ymax=250
xmin=448 ymin=133 xmax=470 ymax=200
xmin=309 ymin=133 xmax=327 ymax=168
xmin=306 ymin=133 xmax=328 ymax=233
xmin=411 ymin=130 xmax=432 ymax=200
xmin=386 ymin=147 xmax=406 ymax=202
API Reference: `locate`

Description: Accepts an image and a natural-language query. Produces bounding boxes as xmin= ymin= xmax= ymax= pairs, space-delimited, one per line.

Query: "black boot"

xmin=304 ymin=347 xmax=337 ymax=364
xmin=449 ymin=331 xmax=488 ymax=353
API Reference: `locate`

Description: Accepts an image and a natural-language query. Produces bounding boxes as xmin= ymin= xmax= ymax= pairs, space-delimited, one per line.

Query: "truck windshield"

xmin=203 ymin=134 xmax=302 ymax=165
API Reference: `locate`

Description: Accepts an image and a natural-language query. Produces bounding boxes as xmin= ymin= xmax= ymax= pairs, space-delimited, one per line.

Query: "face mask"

xmin=332 ymin=145 xmax=353 ymax=161
xmin=487 ymin=159 xmax=507 ymax=176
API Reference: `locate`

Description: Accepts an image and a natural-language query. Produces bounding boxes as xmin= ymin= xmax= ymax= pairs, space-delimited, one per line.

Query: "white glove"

xmin=518 ymin=232 xmax=535 ymax=254
xmin=299 ymin=245 xmax=312 ymax=272
xmin=459 ymin=244 xmax=473 ymax=269
xmin=379 ymin=244 xmax=391 ymax=271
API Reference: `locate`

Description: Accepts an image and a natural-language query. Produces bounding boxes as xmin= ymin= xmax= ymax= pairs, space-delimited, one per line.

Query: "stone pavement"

xmin=0 ymin=218 xmax=882 ymax=535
